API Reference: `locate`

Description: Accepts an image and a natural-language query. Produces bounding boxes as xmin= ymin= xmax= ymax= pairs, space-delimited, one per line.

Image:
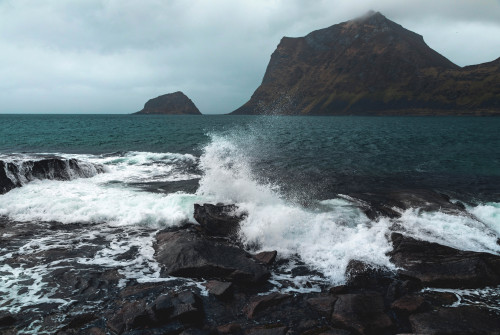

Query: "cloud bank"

xmin=1 ymin=0 xmax=499 ymax=114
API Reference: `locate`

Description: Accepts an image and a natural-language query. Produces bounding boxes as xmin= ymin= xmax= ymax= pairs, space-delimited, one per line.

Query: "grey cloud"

xmin=1 ymin=0 xmax=499 ymax=114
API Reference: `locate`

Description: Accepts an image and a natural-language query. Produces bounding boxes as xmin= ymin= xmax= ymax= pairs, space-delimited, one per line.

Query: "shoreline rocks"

xmin=2 ymin=202 xmax=500 ymax=334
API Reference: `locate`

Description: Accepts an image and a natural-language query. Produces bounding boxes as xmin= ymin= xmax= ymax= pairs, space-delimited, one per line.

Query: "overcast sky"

xmin=1 ymin=0 xmax=499 ymax=114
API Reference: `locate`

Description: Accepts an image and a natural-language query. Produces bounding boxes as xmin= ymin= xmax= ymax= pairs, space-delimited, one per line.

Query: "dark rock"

xmin=306 ymin=295 xmax=338 ymax=317
xmin=217 ymin=323 xmax=242 ymax=334
xmin=390 ymin=295 xmax=426 ymax=314
xmin=254 ymin=251 xmax=277 ymax=265
xmin=230 ymin=11 xmax=500 ymax=116
xmin=203 ymin=281 xmax=233 ymax=299
xmin=122 ymin=322 xmax=184 ymax=335
xmin=245 ymin=325 xmax=288 ymax=335
xmin=245 ymin=292 xmax=292 ymax=319
xmin=329 ymin=285 xmax=349 ymax=295
xmin=152 ymin=290 xmax=203 ymax=326
xmin=154 ymin=229 xmax=269 ymax=284
xmin=409 ymin=306 xmax=500 ymax=335
xmin=135 ymin=91 xmax=201 ymax=115
xmin=389 ymin=233 xmax=500 ymax=288
xmin=0 ymin=158 xmax=104 ymax=194
xmin=420 ymin=291 xmax=459 ymax=307
xmin=193 ymin=204 xmax=245 ymax=237
xmin=107 ymin=301 xmax=153 ymax=334
xmin=61 ymin=313 xmax=97 ymax=330
xmin=316 ymin=330 xmax=351 ymax=335
xmin=0 ymin=312 xmax=16 ymax=327
xmin=331 ymin=292 xmax=393 ymax=335
xmin=345 ymin=260 xmax=395 ymax=290
xmin=179 ymin=328 xmax=210 ymax=335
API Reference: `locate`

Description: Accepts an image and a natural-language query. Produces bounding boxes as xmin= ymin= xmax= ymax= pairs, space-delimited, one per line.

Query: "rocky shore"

xmin=1 ymin=196 xmax=500 ymax=334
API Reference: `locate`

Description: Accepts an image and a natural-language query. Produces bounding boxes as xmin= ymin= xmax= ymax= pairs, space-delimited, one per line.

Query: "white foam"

xmin=468 ymin=202 xmax=500 ymax=236
xmin=0 ymin=178 xmax=200 ymax=226
xmin=196 ymin=134 xmax=395 ymax=284
xmin=387 ymin=208 xmax=500 ymax=254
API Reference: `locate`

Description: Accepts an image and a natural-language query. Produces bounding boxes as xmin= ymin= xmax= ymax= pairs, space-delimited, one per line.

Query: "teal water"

xmin=1 ymin=114 xmax=499 ymax=200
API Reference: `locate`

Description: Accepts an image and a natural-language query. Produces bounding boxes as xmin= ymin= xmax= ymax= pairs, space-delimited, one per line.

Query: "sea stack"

xmin=134 ymin=91 xmax=202 ymax=115
xmin=231 ymin=11 xmax=500 ymax=115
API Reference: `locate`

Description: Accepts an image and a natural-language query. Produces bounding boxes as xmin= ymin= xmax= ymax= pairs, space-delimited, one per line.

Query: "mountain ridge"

xmin=231 ymin=11 xmax=500 ymax=115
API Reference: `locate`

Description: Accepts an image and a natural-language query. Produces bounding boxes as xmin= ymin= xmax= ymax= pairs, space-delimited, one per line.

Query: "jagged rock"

xmin=389 ymin=233 xmax=500 ymax=288
xmin=203 ymin=280 xmax=233 ymax=299
xmin=409 ymin=306 xmax=500 ymax=335
xmin=254 ymin=251 xmax=277 ymax=265
xmin=245 ymin=292 xmax=292 ymax=319
xmin=154 ymin=229 xmax=269 ymax=283
xmin=135 ymin=91 xmax=201 ymax=115
xmin=231 ymin=11 xmax=500 ymax=116
xmin=193 ymin=204 xmax=245 ymax=237
xmin=331 ymin=292 xmax=393 ymax=335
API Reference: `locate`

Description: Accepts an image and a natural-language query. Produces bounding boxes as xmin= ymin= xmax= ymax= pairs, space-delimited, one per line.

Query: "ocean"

xmin=1 ymin=114 xmax=499 ymax=332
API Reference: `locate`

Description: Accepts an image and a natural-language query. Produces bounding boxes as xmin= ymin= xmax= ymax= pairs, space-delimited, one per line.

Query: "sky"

xmin=1 ymin=0 xmax=500 ymax=114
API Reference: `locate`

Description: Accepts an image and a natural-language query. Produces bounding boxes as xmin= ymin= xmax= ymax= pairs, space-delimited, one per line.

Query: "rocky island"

xmin=231 ymin=11 xmax=500 ymax=115
xmin=134 ymin=91 xmax=201 ymax=115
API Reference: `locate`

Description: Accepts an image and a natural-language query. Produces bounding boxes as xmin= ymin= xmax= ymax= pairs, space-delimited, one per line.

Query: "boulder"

xmin=151 ymin=290 xmax=203 ymax=326
xmin=389 ymin=233 xmax=500 ymax=288
xmin=245 ymin=326 xmax=288 ymax=335
xmin=306 ymin=295 xmax=338 ymax=317
xmin=193 ymin=204 xmax=245 ymax=237
xmin=390 ymin=295 xmax=426 ymax=314
xmin=203 ymin=280 xmax=233 ymax=299
xmin=331 ymin=292 xmax=393 ymax=335
xmin=154 ymin=229 xmax=269 ymax=284
xmin=254 ymin=251 xmax=278 ymax=265
xmin=107 ymin=301 xmax=152 ymax=334
xmin=245 ymin=292 xmax=292 ymax=319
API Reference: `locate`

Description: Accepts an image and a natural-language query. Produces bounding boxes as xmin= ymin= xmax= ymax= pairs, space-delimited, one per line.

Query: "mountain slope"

xmin=231 ymin=11 xmax=500 ymax=115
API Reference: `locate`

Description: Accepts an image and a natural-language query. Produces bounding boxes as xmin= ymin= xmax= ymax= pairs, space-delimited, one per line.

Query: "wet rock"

xmin=61 ymin=313 xmax=97 ymax=330
xmin=420 ymin=291 xmax=458 ymax=307
xmin=204 ymin=281 xmax=233 ymax=299
xmin=245 ymin=292 xmax=292 ymax=319
xmin=0 ymin=312 xmax=16 ymax=327
xmin=154 ymin=229 xmax=269 ymax=284
xmin=152 ymin=290 xmax=203 ymax=326
xmin=217 ymin=323 xmax=242 ymax=334
xmin=389 ymin=233 xmax=500 ymax=288
xmin=0 ymin=158 xmax=104 ymax=194
xmin=345 ymin=260 xmax=395 ymax=290
xmin=194 ymin=204 xmax=245 ymax=237
xmin=254 ymin=251 xmax=278 ymax=265
xmin=390 ymin=295 xmax=426 ymax=314
xmin=179 ymin=328 xmax=210 ymax=335
xmin=409 ymin=306 xmax=500 ymax=334
xmin=316 ymin=330 xmax=351 ymax=335
xmin=107 ymin=301 xmax=153 ymax=334
xmin=306 ymin=295 xmax=338 ymax=317
xmin=331 ymin=292 xmax=393 ymax=335
xmin=245 ymin=325 xmax=288 ymax=335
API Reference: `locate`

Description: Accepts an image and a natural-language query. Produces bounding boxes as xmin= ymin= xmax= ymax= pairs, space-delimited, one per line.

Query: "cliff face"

xmin=231 ymin=11 xmax=500 ymax=115
xmin=135 ymin=91 xmax=201 ymax=115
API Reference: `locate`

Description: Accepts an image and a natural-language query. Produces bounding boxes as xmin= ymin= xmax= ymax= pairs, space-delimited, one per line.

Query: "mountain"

xmin=134 ymin=91 xmax=201 ymax=115
xmin=231 ymin=11 xmax=500 ymax=115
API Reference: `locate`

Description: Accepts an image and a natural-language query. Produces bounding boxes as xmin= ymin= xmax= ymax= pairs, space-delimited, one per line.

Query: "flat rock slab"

xmin=389 ymin=233 xmax=500 ymax=288
xmin=409 ymin=306 xmax=500 ymax=335
xmin=254 ymin=251 xmax=277 ymax=265
xmin=154 ymin=229 xmax=269 ymax=283
xmin=203 ymin=280 xmax=233 ymax=298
